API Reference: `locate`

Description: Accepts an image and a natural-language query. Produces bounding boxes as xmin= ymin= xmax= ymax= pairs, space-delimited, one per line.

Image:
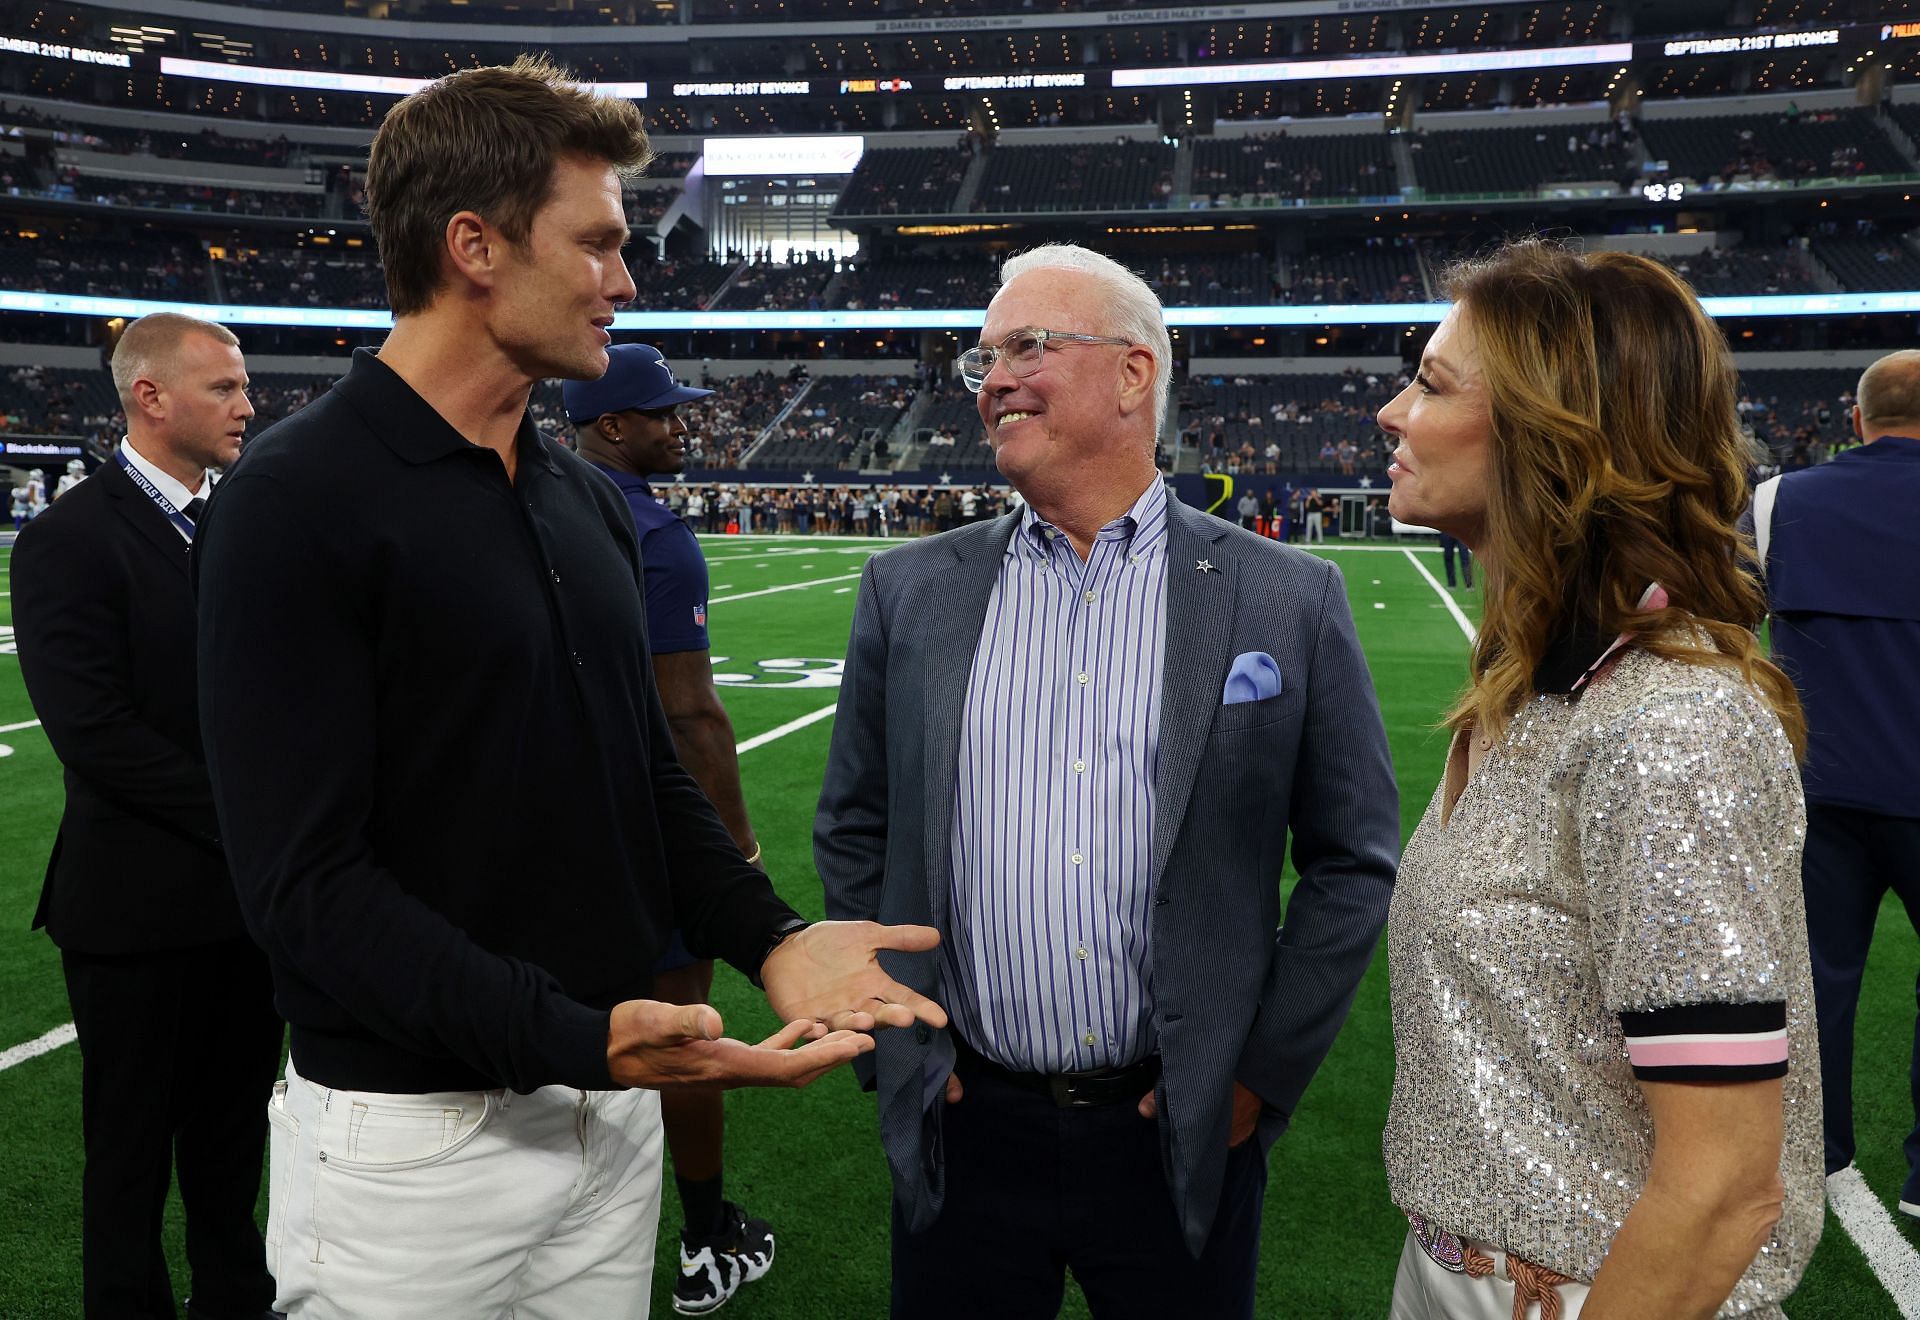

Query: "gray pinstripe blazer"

xmin=814 ymin=494 xmax=1399 ymax=1254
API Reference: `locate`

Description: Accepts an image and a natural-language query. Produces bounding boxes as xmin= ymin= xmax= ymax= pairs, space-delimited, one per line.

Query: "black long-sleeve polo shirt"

xmin=195 ymin=348 xmax=800 ymax=1094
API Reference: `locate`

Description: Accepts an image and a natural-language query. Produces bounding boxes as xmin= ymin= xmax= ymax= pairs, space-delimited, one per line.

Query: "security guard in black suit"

xmin=11 ymin=313 xmax=282 ymax=1320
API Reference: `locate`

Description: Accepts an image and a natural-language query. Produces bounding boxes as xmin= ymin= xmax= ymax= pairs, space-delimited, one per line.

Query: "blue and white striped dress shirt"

xmin=945 ymin=478 xmax=1170 ymax=1073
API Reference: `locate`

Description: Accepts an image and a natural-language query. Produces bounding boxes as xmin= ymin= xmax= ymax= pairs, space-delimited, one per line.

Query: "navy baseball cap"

xmin=562 ymin=344 xmax=713 ymax=423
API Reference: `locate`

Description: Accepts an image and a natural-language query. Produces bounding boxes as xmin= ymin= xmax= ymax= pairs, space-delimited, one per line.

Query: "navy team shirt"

xmin=589 ymin=466 xmax=711 ymax=654
xmin=1765 ymin=434 xmax=1920 ymax=818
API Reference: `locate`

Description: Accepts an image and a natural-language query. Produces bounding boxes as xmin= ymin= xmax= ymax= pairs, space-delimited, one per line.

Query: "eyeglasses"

xmin=956 ymin=327 xmax=1134 ymax=394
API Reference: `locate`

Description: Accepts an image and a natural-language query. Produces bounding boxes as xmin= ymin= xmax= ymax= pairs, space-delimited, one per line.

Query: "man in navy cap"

xmin=565 ymin=345 xmax=775 ymax=1316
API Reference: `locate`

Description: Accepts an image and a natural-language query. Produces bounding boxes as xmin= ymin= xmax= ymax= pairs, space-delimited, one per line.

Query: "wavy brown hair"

xmin=1441 ymin=239 xmax=1805 ymax=755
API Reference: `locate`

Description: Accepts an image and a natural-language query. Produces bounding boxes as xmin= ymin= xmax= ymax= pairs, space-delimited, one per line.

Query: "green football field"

xmin=1 ymin=530 xmax=1916 ymax=1317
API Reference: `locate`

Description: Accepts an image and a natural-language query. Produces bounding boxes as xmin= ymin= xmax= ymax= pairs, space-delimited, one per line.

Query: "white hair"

xmin=995 ymin=243 xmax=1172 ymax=437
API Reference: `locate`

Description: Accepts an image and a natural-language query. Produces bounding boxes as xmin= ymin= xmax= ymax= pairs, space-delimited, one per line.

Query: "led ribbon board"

xmin=5 ymin=291 xmax=1919 ymax=331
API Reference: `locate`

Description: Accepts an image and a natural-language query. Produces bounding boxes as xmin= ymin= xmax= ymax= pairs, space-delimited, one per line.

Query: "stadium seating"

xmin=1182 ymin=371 xmax=1396 ymax=476
xmin=627 ymin=257 xmax=736 ymax=311
xmin=835 ymin=257 xmax=996 ymax=310
xmin=1284 ymin=245 xmax=1425 ymax=304
xmin=0 ymin=233 xmax=210 ymax=300
xmin=715 ymin=256 xmax=838 ymax=311
xmin=1658 ymin=247 xmax=1820 ymax=296
xmin=834 ymin=147 xmax=972 ymax=218
xmin=1408 ymin=122 xmax=1634 ymax=195
xmin=750 ymin=375 xmax=912 ymax=469
xmin=218 ymin=246 xmax=388 ymax=309
xmin=1639 ymin=110 xmax=1909 ymax=187
xmin=972 ymin=142 xmax=1176 ymax=213
xmin=1146 ymin=254 xmax=1272 ymax=307
xmin=1815 ymin=234 xmax=1920 ymax=294
xmin=1737 ymin=368 xmax=1859 ymax=459
xmin=1192 ymin=133 xmax=1397 ymax=204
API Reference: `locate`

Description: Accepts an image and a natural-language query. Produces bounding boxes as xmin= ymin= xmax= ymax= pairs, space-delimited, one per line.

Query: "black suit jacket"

xmin=11 ymin=456 xmax=241 ymax=954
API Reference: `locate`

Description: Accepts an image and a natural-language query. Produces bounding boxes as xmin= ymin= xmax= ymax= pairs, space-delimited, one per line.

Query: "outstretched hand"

xmin=760 ymin=920 xmax=949 ymax=1034
xmin=605 ymin=998 xmax=873 ymax=1091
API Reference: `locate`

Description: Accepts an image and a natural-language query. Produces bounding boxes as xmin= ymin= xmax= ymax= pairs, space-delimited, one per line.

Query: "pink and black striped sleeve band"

xmin=1618 ymin=1001 xmax=1789 ymax=1082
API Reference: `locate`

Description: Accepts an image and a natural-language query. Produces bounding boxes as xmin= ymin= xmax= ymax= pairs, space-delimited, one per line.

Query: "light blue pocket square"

xmin=1223 ymin=651 xmax=1281 ymax=705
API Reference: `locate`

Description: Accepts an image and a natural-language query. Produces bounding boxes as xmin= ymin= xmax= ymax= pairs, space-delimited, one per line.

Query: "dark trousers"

xmin=62 ymin=936 xmax=283 ymax=1319
xmin=1801 ymin=804 xmax=1920 ymax=1192
xmin=890 ymin=1053 xmax=1267 ymax=1319
xmin=1439 ymin=534 xmax=1473 ymax=588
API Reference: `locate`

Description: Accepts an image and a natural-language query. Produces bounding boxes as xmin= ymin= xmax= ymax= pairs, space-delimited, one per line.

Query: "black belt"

xmin=955 ymin=1036 xmax=1161 ymax=1109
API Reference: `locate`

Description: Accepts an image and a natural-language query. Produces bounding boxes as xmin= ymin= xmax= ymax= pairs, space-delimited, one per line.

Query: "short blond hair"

xmin=110 ymin=313 xmax=240 ymax=410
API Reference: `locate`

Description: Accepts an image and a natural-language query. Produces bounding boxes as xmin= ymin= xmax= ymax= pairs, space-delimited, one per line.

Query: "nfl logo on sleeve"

xmin=694 ymin=603 xmax=707 ymax=627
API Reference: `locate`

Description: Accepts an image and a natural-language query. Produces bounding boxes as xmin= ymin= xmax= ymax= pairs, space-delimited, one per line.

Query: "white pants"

xmin=1305 ymin=511 xmax=1324 ymax=542
xmin=1390 ymin=1229 xmax=1590 ymax=1320
xmin=267 ymin=1056 xmax=664 ymax=1319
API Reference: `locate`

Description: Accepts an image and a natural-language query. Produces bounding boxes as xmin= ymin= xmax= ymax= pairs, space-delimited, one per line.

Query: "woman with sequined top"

xmin=1375 ymin=240 xmax=1823 ymax=1320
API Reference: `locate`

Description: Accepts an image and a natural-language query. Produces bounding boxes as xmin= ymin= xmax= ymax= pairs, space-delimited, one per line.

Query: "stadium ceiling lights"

xmin=5 ymin=291 xmax=1920 ymax=331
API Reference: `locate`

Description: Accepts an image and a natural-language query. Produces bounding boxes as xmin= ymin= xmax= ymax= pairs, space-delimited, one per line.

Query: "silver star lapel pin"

xmin=1195 ymin=559 xmax=1217 ymax=574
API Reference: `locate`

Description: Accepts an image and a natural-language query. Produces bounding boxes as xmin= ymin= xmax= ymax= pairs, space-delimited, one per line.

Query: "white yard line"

xmin=708 ymin=573 xmax=862 ymax=605
xmin=0 ymin=1022 xmax=75 ymax=1073
xmin=732 ymin=702 xmax=837 ymax=756
xmin=1829 ymin=1166 xmax=1920 ymax=1317
xmin=1399 ymin=548 xmax=1477 ymax=642
xmin=0 ymin=719 xmax=42 ymax=735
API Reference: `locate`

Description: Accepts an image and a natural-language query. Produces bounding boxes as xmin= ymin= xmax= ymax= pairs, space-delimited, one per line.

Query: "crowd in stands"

xmin=627 ymin=256 xmax=735 ymax=311
xmin=219 ymin=247 xmax=389 ymax=308
xmin=1285 ymin=241 xmax=1424 ymax=304
xmin=752 ymin=375 xmax=913 ymax=469
xmin=0 ymin=366 xmax=338 ymax=447
xmin=1737 ymin=369 xmax=1867 ymax=474
xmin=0 ymin=363 xmax=116 ymax=442
xmin=718 ymin=254 xmax=838 ymax=311
xmin=677 ymin=371 xmax=803 ymax=469
xmin=1659 ymin=246 xmax=1818 ymax=297
xmin=1407 ymin=119 xmax=1635 ymax=194
xmin=43 ymin=169 xmax=329 ymax=219
xmin=1146 ymin=255 xmax=1273 ymax=307
xmin=0 ymin=235 xmax=208 ymax=300
xmin=1184 ymin=368 xmax=1401 ymax=477
xmin=1192 ymin=132 xmax=1397 ymax=204
xmin=972 ymin=142 xmax=1175 ymax=213
xmin=1641 ymin=109 xmax=1909 ymax=189
xmin=1811 ymin=221 xmax=1920 ymax=294
xmin=835 ymin=147 xmax=972 ymax=217
xmin=836 ymin=256 xmax=995 ymax=310
xmin=648 ymin=482 xmax=1015 ymax=537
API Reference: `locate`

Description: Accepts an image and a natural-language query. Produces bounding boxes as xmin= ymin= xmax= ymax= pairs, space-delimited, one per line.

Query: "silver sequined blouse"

xmin=1383 ymin=646 xmax=1823 ymax=1314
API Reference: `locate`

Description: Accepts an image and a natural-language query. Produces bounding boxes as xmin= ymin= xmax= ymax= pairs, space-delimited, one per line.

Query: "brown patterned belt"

xmin=1406 ymin=1210 xmax=1580 ymax=1320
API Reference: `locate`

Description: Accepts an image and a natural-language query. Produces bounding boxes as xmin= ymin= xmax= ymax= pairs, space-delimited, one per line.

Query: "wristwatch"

xmin=746 ymin=915 xmax=812 ymax=990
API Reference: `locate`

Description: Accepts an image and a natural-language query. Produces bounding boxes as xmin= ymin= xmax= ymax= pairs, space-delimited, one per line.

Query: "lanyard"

xmin=115 ymin=450 xmax=198 ymax=542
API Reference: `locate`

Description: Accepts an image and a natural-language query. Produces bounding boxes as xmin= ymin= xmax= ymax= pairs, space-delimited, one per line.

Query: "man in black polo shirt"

xmin=195 ymin=57 xmax=942 ymax=1319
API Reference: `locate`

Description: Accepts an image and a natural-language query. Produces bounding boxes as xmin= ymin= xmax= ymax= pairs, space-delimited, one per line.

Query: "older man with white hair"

xmin=815 ymin=244 xmax=1399 ymax=1318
